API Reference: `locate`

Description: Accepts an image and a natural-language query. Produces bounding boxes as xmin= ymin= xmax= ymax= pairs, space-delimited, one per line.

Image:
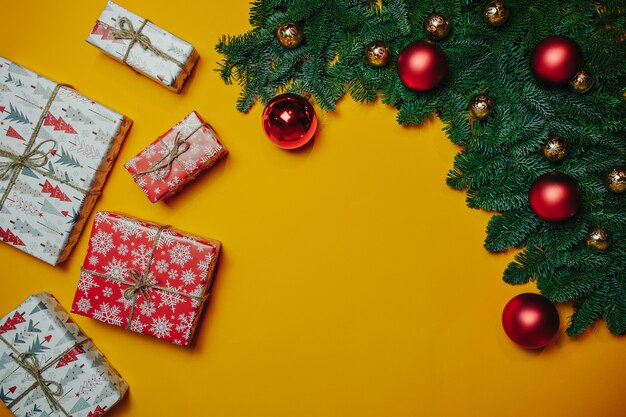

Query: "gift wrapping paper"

xmin=87 ymin=1 xmax=199 ymax=93
xmin=124 ymin=111 xmax=227 ymax=202
xmin=0 ymin=291 xmax=127 ymax=417
xmin=0 ymin=57 xmax=131 ymax=265
xmin=71 ymin=211 xmax=221 ymax=346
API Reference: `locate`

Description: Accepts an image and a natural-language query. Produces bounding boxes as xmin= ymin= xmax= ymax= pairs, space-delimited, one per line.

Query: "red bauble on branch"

xmin=397 ymin=40 xmax=447 ymax=91
xmin=531 ymin=35 xmax=583 ymax=86
xmin=262 ymin=93 xmax=318 ymax=150
xmin=502 ymin=293 xmax=560 ymax=349
xmin=529 ymin=172 xmax=582 ymax=222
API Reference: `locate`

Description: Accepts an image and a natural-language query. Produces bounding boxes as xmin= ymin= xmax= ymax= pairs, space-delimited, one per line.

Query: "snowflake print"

xmin=126 ymin=157 xmax=138 ymax=170
xmin=175 ymin=311 xmax=196 ymax=342
xmin=190 ymin=283 xmax=204 ymax=308
xmin=76 ymin=297 xmax=92 ymax=313
xmin=131 ymin=244 xmax=151 ymax=270
xmin=88 ymin=255 xmax=99 ymax=266
xmin=94 ymin=212 xmax=112 ymax=227
xmin=182 ymin=159 xmax=197 ymax=172
xmin=166 ymin=176 xmax=181 ymax=189
xmin=155 ymin=259 xmax=169 ymax=273
xmin=117 ymin=293 xmax=134 ymax=311
xmin=158 ymin=283 xmax=183 ymax=312
xmin=139 ymin=300 xmax=156 ymax=317
xmin=150 ymin=315 xmax=173 ymax=339
xmin=156 ymin=230 xmax=176 ymax=249
xmin=137 ymin=175 xmax=147 ymax=189
xmin=102 ymin=286 xmax=114 ymax=298
xmin=103 ymin=257 xmax=128 ymax=281
xmin=93 ymin=303 xmax=123 ymax=326
xmin=78 ymin=272 xmax=99 ymax=296
xmin=154 ymin=187 xmax=161 ymax=195
xmin=129 ymin=320 xmax=145 ymax=333
xmin=140 ymin=145 xmax=158 ymax=159
xmin=90 ymin=230 xmax=114 ymax=255
xmin=181 ymin=269 xmax=196 ymax=285
xmin=112 ymin=218 xmax=144 ymax=241
xmin=169 ymin=243 xmax=192 ymax=266
xmin=117 ymin=244 xmax=129 ymax=256
xmin=168 ymin=269 xmax=178 ymax=281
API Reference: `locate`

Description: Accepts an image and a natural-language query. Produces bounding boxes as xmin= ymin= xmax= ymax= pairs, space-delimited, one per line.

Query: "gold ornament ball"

xmin=469 ymin=94 xmax=494 ymax=120
xmin=570 ymin=70 xmax=594 ymax=93
xmin=483 ymin=1 xmax=509 ymax=27
xmin=424 ymin=13 xmax=450 ymax=40
xmin=542 ymin=136 xmax=567 ymax=162
xmin=586 ymin=228 xmax=611 ymax=251
xmin=365 ymin=42 xmax=390 ymax=67
xmin=276 ymin=23 xmax=303 ymax=49
xmin=607 ymin=167 xmax=626 ymax=193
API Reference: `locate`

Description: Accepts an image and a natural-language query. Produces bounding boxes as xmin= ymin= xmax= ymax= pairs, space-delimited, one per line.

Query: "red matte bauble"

xmin=262 ymin=93 xmax=318 ymax=149
xmin=531 ymin=35 xmax=583 ymax=86
xmin=529 ymin=172 xmax=582 ymax=222
xmin=502 ymin=293 xmax=560 ymax=349
xmin=397 ymin=40 xmax=447 ymax=91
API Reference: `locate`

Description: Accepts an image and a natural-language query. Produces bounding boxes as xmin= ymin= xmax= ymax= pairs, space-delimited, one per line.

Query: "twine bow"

xmin=137 ymin=132 xmax=191 ymax=177
xmin=123 ymin=267 xmax=157 ymax=302
xmin=12 ymin=352 xmax=64 ymax=412
xmin=111 ymin=17 xmax=184 ymax=69
xmin=0 ymin=139 xmax=56 ymax=179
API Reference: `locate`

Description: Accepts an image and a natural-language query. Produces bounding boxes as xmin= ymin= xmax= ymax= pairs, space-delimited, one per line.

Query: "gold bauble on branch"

xmin=424 ymin=13 xmax=450 ymax=40
xmin=469 ymin=94 xmax=494 ymax=120
xmin=586 ymin=228 xmax=611 ymax=251
xmin=607 ymin=167 xmax=626 ymax=193
xmin=483 ymin=1 xmax=509 ymax=27
xmin=542 ymin=136 xmax=567 ymax=162
xmin=365 ymin=42 xmax=390 ymax=67
xmin=570 ymin=70 xmax=594 ymax=93
xmin=276 ymin=22 xmax=303 ymax=49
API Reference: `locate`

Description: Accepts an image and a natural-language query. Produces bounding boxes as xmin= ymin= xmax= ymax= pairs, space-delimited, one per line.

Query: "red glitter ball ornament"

xmin=397 ymin=40 xmax=447 ymax=91
xmin=529 ymin=172 xmax=582 ymax=222
xmin=502 ymin=293 xmax=560 ymax=349
xmin=531 ymin=35 xmax=583 ymax=87
xmin=262 ymin=93 xmax=318 ymax=149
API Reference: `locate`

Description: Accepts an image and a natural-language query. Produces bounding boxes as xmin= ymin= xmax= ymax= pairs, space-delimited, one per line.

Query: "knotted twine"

xmin=136 ymin=123 xmax=210 ymax=177
xmin=0 ymin=333 xmax=90 ymax=416
xmin=0 ymin=84 xmax=92 ymax=210
xmin=109 ymin=17 xmax=186 ymax=70
xmin=81 ymin=224 xmax=208 ymax=330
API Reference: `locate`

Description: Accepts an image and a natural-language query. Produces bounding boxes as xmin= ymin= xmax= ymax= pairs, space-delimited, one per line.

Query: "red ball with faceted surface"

xmin=262 ymin=93 xmax=318 ymax=149
xmin=397 ymin=40 xmax=447 ymax=91
xmin=502 ymin=293 xmax=560 ymax=349
xmin=529 ymin=172 xmax=582 ymax=222
xmin=531 ymin=35 xmax=583 ymax=86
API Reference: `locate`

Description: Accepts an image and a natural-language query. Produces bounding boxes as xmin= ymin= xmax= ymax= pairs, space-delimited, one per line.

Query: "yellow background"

xmin=1 ymin=1 xmax=625 ymax=416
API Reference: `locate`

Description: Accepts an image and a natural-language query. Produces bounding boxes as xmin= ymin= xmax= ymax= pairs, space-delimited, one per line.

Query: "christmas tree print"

xmin=8 ymin=62 xmax=30 ymax=76
xmin=21 ymin=388 xmax=45 ymax=413
xmin=10 ymin=219 xmax=43 ymax=237
xmin=55 ymin=344 xmax=85 ymax=368
xmin=23 ymin=404 xmax=43 ymax=417
xmin=88 ymin=405 xmax=107 ymax=417
xmin=20 ymin=166 xmax=40 ymax=179
xmin=32 ymin=82 xmax=53 ymax=98
xmin=5 ymin=73 xmax=24 ymax=87
xmin=0 ymin=228 xmax=25 ymax=246
xmin=16 ymin=92 xmax=43 ymax=110
xmin=0 ymin=311 xmax=26 ymax=332
xmin=13 ymin=180 xmax=41 ymax=198
xmin=26 ymin=319 xmax=41 ymax=333
xmin=13 ymin=332 xmax=25 ymax=344
xmin=93 ymin=383 xmax=117 ymax=405
xmin=59 ymin=363 xmax=85 ymax=385
xmin=37 ymin=218 xmax=64 ymax=236
xmin=30 ymin=300 xmax=48 ymax=314
xmin=55 ymin=330 xmax=76 ymax=347
xmin=57 ymin=147 xmax=81 ymax=168
xmin=41 ymin=180 xmax=54 ymax=194
xmin=40 ymin=200 xmax=63 ymax=217
xmin=90 ymin=353 xmax=104 ymax=369
xmin=27 ymin=335 xmax=50 ymax=353
xmin=65 ymin=106 xmax=94 ymax=124
xmin=78 ymin=374 xmax=104 ymax=396
xmin=70 ymin=138 xmax=102 ymax=159
xmin=92 ymin=129 xmax=111 ymax=144
xmin=6 ymin=126 xmax=25 ymax=141
xmin=4 ymin=103 xmax=29 ymax=124
xmin=43 ymin=112 xmax=57 ymax=128
xmin=0 ymin=386 xmax=14 ymax=403
xmin=40 ymin=240 xmax=61 ymax=258
xmin=49 ymin=185 xmax=71 ymax=202
xmin=55 ymin=117 xmax=77 ymax=134
xmin=7 ymin=196 xmax=40 ymax=216
xmin=0 ymin=352 xmax=13 ymax=369
xmin=69 ymin=397 xmax=91 ymax=414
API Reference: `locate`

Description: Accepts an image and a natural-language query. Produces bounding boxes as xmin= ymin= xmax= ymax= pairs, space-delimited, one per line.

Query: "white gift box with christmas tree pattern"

xmin=0 ymin=291 xmax=127 ymax=417
xmin=0 ymin=57 xmax=131 ymax=265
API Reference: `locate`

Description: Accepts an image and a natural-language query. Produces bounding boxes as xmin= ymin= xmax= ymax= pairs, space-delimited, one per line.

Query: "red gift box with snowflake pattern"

xmin=71 ymin=211 xmax=220 ymax=346
xmin=124 ymin=111 xmax=227 ymax=203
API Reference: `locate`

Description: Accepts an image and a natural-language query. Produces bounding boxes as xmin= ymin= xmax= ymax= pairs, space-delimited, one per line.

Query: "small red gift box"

xmin=124 ymin=111 xmax=227 ymax=202
xmin=71 ymin=211 xmax=220 ymax=346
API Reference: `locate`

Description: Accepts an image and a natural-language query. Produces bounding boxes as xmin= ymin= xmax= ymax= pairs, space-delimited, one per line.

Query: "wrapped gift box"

xmin=71 ymin=211 xmax=221 ymax=346
xmin=87 ymin=1 xmax=199 ymax=93
xmin=124 ymin=111 xmax=227 ymax=202
xmin=0 ymin=57 xmax=131 ymax=265
xmin=0 ymin=291 xmax=127 ymax=417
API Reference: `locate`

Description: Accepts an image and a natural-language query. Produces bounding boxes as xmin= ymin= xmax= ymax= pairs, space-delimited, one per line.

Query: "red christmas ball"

xmin=397 ymin=40 xmax=447 ymax=91
xmin=502 ymin=293 xmax=560 ymax=349
xmin=262 ymin=93 xmax=318 ymax=149
xmin=529 ymin=172 xmax=582 ymax=222
xmin=531 ymin=35 xmax=583 ymax=87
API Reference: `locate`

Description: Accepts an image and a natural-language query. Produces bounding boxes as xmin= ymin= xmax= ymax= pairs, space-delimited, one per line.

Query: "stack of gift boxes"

xmin=0 ymin=1 xmax=228 ymax=416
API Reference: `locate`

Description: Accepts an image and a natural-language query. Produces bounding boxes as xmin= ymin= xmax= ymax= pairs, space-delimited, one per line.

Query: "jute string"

xmin=81 ymin=225 xmax=208 ymax=330
xmin=137 ymin=123 xmax=209 ymax=177
xmin=0 ymin=84 xmax=92 ymax=210
xmin=110 ymin=17 xmax=185 ymax=70
xmin=0 ymin=333 xmax=90 ymax=416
